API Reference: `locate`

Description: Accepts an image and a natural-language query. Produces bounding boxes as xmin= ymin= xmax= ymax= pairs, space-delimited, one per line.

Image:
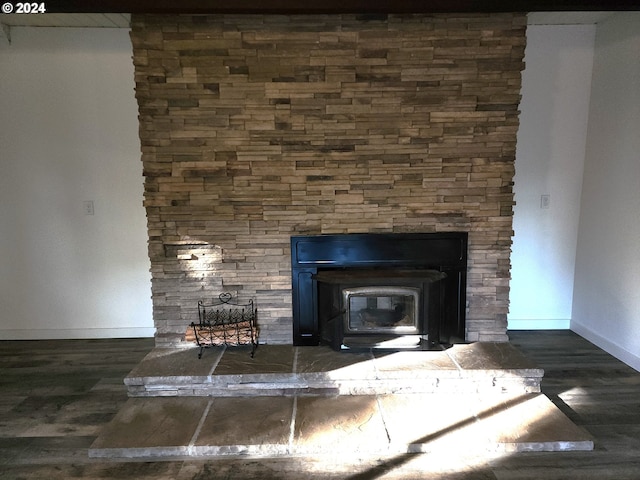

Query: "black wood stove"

xmin=291 ymin=232 xmax=467 ymax=350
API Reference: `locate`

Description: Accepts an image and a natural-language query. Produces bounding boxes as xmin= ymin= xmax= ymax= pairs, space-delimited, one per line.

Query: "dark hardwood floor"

xmin=0 ymin=330 xmax=639 ymax=479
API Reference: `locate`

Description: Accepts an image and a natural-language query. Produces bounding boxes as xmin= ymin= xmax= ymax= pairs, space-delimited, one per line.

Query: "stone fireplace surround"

xmin=130 ymin=13 xmax=525 ymax=346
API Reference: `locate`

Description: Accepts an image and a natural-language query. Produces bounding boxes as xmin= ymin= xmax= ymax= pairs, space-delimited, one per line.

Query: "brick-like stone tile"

xmin=130 ymin=13 xmax=526 ymax=346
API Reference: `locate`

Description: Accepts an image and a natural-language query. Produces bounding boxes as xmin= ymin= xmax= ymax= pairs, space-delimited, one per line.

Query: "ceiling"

xmin=527 ymin=11 xmax=613 ymax=24
xmin=1 ymin=13 xmax=130 ymax=28
xmin=0 ymin=11 xmax=618 ymax=29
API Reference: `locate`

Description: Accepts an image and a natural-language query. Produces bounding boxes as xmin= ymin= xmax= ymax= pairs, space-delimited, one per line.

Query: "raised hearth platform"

xmin=89 ymin=343 xmax=594 ymax=459
xmin=124 ymin=342 xmax=544 ymax=397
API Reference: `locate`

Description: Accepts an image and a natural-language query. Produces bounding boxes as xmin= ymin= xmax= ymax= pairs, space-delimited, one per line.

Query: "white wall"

xmin=0 ymin=27 xmax=154 ymax=338
xmin=571 ymin=13 xmax=640 ymax=371
xmin=509 ymin=25 xmax=596 ymax=330
xmin=1 ymin=19 xmax=637 ymax=359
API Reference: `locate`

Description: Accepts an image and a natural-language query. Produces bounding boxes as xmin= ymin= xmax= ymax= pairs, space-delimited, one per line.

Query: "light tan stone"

xmin=131 ymin=13 xmax=525 ymax=345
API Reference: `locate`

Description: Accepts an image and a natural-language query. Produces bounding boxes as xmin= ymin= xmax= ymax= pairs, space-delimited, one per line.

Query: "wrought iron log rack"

xmin=191 ymin=293 xmax=257 ymax=358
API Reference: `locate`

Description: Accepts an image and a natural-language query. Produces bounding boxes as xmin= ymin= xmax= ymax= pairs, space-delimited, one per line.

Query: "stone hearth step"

xmin=96 ymin=342 xmax=593 ymax=460
xmin=124 ymin=342 xmax=544 ymax=397
xmin=89 ymin=392 xmax=594 ymax=459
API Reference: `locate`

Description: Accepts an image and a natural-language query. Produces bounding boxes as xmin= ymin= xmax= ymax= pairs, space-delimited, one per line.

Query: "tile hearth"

xmin=90 ymin=343 xmax=593 ymax=459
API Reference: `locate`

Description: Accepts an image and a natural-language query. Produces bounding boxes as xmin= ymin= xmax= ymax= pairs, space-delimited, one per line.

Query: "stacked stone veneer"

xmin=130 ymin=13 xmax=526 ymax=346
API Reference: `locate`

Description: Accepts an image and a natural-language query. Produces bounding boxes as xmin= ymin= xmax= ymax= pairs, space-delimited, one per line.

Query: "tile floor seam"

xmin=188 ymin=398 xmax=213 ymax=454
xmin=370 ymin=349 xmax=381 ymax=380
xmin=208 ymin=346 xmax=226 ymax=376
xmin=288 ymin=395 xmax=298 ymax=454
xmin=375 ymin=393 xmax=392 ymax=445
xmin=292 ymin=346 xmax=299 ymax=374
xmin=445 ymin=347 xmax=464 ymax=374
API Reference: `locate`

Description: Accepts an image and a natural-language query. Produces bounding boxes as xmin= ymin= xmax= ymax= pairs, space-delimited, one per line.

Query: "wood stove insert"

xmin=291 ymin=233 xmax=467 ymax=350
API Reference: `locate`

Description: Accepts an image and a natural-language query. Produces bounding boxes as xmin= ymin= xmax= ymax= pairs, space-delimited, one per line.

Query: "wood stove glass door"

xmin=343 ymin=286 xmax=420 ymax=335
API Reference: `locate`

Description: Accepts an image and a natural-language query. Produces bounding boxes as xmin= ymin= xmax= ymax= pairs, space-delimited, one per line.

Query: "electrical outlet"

xmin=83 ymin=200 xmax=95 ymax=215
xmin=540 ymin=194 xmax=550 ymax=209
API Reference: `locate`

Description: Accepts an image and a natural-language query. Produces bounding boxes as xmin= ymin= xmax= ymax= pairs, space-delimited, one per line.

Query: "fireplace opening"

xmin=315 ymin=268 xmax=447 ymax=350
xmin=344 ymin=286 xmax=420 ymax=334
xmin=291 ymin=233 xmax=467 ymax=350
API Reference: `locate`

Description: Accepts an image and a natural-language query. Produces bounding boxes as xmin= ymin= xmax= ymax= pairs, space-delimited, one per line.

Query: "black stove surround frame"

xmin=291 ymin=232 xmax=468 ymax=348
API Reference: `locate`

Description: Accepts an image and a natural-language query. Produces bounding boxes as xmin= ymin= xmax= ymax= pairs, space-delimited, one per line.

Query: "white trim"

xmin=571 ymin=322 xmax=640 ymax=373
xmin=0 ymin=328 xmax=156 ymax=340
xmin=507 ymin=319 xmax=571 ymax=330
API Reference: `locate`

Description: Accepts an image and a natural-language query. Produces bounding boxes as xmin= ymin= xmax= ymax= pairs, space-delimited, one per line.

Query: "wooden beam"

xmin=43 ymin=0 xmax=640 ymax=14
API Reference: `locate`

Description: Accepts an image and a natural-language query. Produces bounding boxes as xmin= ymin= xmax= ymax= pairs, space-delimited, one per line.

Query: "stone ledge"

xmin=124 ymin=342 xmax=543 ymax=397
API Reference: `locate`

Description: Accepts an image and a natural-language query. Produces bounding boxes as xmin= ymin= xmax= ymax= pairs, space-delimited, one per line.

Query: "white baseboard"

xmin=571 ymin=322 xmax=640 ymax=373
xmin=507 ymin=318 xmax=571 ymax=330
xmin=0 ymin=327 xmax=156 ymax=340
